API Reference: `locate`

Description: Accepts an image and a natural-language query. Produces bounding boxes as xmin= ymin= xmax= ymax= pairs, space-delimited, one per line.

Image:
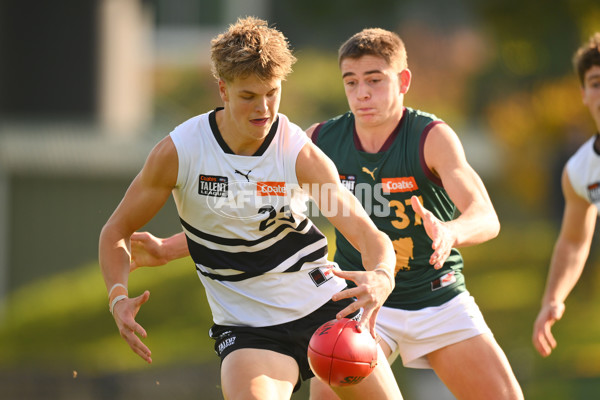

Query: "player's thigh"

xmin=309 ymin=377 xmax=338 ymax=400
xmin=221 ymin=348 xmax=299 ymax=400
xmin=309 ymin=341 xmax=397 ymax=400
xmin=330 ymin=345 xmax=403 ymax=400
xmin=378 ymin=336 xmax=393 ymax=359
xmin=427 ymin=333 xmax=523 ymax=400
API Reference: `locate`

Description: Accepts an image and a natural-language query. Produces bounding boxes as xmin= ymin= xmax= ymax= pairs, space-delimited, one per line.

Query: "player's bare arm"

xmin=414 ymin=123 xmax=500 ymax=269
xmin=99 ymin=136 xmax=178 ymax=363
xmin=532 ymin=167 xmax=597 ymax=356
xmin=296 ymin=141 xmax=396 ymax=336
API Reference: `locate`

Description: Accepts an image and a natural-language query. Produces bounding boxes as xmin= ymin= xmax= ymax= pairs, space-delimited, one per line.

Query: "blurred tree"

xmin=271 ymin=0 xmax=403 ymax=49
xmin=152 ymin=65 xmax=221 ymax=131
xmin=465 ymin=0 xmax=600 ymax=218
xmin=485 ymin=77 xmax=594 ymax=216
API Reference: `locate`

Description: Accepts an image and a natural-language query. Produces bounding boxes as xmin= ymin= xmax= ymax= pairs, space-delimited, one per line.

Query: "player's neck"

xmin=354 ymin=108 xmax=404 ymax=153
xmin=216 ymin=109 xmax=266 ymax=156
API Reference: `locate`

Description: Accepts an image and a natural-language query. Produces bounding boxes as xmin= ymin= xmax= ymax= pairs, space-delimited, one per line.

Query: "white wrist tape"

xmin=110 ymin=295 xmax=128 ymax=314
xmin=108 ymin=283 xmax=128 ymax=298
xmin=373 ymin=262 xmax=395 ymax=290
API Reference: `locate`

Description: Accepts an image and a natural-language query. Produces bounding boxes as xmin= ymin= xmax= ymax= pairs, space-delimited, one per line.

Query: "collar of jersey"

xmin=352 ymin=107 xmax=407 ymax=153
xmin=209 ymin=107 xmax=279 ymax=156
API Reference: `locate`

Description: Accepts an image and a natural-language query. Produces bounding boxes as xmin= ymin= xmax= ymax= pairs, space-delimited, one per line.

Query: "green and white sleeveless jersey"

xmin=313 ymin=108 xmax=466 ymax=310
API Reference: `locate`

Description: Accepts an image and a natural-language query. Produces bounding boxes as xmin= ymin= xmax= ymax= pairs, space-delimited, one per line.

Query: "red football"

xmin=307 ymin=318 xmax=378 ymax=387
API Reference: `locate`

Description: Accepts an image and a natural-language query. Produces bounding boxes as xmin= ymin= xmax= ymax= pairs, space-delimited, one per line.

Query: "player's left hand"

xmin=331 ymin=268 xmax=393 ymax=338
xmin=532 ymin=301 xmax=565 ymax=357
xmin=130 ymin=231 xmax=169 ymax=271
xmin=411 ymin=195 xmax=455 ymax=269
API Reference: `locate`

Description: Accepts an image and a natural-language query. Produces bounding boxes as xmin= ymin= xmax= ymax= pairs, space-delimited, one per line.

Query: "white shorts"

xmin=375 ymin=292 xmax=492 ymax=369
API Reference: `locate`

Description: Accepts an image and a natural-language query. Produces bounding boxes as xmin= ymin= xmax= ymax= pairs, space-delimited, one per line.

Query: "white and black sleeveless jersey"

xmin=566 ymin=134 xmax=600 ymax=214
xmin=170 ymin=109 xmax=347 ymax=327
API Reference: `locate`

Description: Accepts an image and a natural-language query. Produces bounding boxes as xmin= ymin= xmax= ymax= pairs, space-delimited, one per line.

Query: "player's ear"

xmin=218 ymin=79 xmax=229 ymax=102
xmin=399 ymin=69 xmax=411 ymax=95
xmin=581 ymin=85 xmax=589 ymax=107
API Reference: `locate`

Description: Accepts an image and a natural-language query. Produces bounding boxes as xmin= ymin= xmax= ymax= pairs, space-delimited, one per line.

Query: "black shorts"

xmin=209 ymin=296 xmax=358 ymax=392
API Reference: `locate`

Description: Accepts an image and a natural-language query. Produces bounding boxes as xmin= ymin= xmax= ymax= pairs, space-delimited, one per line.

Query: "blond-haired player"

xmin=99 ymin=17 xmax=401 ymax=400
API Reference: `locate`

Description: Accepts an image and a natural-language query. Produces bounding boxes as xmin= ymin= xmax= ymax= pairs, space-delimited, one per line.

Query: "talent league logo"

xmin=198 ymin=174 xmax=228 ymax=197
xmin=217 ymin=335 xmax=236 ymax=355
xmin=339 ymin=174 xmax=357 ymax=194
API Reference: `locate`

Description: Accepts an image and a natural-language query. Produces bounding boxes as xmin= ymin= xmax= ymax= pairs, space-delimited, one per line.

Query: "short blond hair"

xmin=338 ymin=28 xmax=407 ymax=70
xmin=210 ymin=16 xmax=296 ymax=82
xmin=573 ymin=32 xmax=600 ymax=87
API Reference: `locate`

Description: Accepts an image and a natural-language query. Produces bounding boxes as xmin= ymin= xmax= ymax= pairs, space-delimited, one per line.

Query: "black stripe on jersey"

xmin=196 ymin=244 xmax=328 ymax=282
xmin=180 ymin=217 xmax=310 ymax=247
xmin=186 ymin=224 xmax=327 ymax=274
xmin=282 ymin=244 xmax=328 ymax=273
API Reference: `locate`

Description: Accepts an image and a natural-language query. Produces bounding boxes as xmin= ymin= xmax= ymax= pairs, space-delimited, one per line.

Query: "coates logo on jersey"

xmin=382 ymin=177 xmax=418 ymax=194
xmin=257 ymin=182 xmax=287 ymax=196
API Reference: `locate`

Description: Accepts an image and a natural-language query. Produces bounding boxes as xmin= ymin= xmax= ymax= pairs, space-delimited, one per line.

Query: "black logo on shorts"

xmin=217 ymin=335 xmax=236 ymax=355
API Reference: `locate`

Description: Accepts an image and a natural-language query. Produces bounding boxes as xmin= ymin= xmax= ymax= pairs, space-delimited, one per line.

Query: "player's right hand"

xmin=331 ymin=269 xmax=390 ymax=339
xmin=112 ymin=290 xmax=153 ymax=363
xmin=532 ymin=301 xmax=565 ymax=357
xmin=410 ymin=196 xmax=454 ymax=270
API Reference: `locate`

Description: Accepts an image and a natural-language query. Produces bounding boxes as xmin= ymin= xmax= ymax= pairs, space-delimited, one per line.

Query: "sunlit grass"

xmin=0 ymin=256 xmax=214 ymax=374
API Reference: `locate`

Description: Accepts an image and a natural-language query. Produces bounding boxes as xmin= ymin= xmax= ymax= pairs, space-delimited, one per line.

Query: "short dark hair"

xmin=338 ymin=28 xmax=407 ymax=70
xmin=573 ymin=32 xmax=600 ymax=87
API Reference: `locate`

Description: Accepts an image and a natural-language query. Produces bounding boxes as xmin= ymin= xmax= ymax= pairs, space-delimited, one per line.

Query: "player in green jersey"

xmin=129 ymin=28 xmax=524 ymax=399
xmin=305 ymin=27 xmax=523 ymax=400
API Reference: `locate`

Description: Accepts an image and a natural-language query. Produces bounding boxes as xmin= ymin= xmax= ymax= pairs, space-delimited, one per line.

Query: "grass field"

xmin=1 ymin=221 xmax=599 ymax=399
